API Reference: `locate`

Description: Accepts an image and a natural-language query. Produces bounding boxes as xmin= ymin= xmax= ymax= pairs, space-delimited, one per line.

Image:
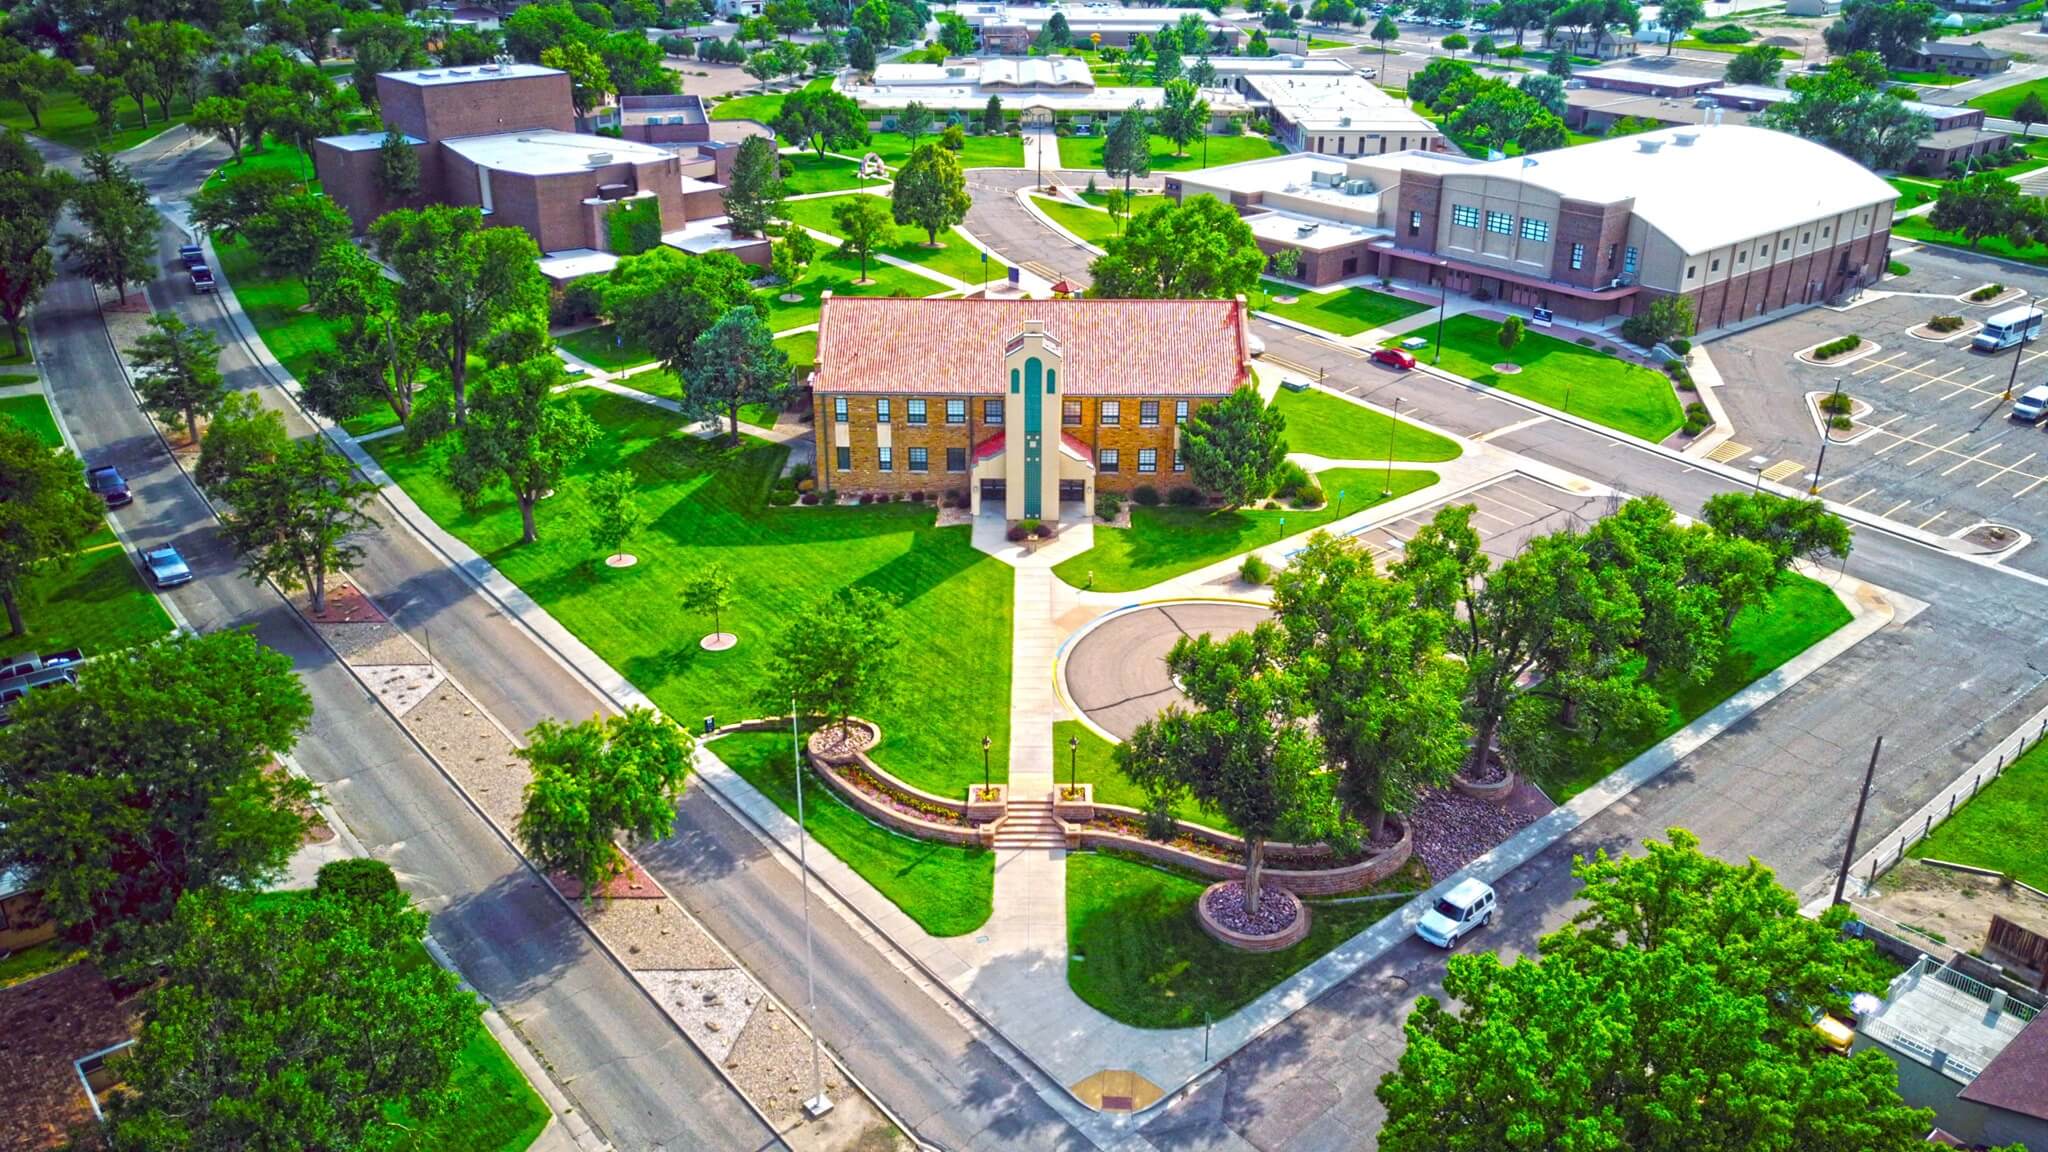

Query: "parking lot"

xmin=1336 ymin=472 xmax=1609 ymax=566
xmin=1711 ymin=246 xmax=2048 ymax=571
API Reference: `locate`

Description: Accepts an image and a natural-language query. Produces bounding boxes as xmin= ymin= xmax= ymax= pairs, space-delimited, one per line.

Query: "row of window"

xmin=832 ymin=446 xmax=1187 ymax=473
xmin=831 ymin=396 xmax=1193 ymax=427
xmin=1566 ymin=242 xmax=1637 ymax=275
xmin=1684 ymin=218 xmax=1865 ymax=281
xmin=1448 ymin=205 xmax=1549 ymax=243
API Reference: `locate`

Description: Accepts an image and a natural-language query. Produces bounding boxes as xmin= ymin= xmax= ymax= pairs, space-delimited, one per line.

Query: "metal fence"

xmin=1857 ymin=715 xmax=2047 ymax=888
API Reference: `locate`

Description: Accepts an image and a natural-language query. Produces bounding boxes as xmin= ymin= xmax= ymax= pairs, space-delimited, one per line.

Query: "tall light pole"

xmin=790 ymin=703 xmax=831 ymax=1119
xmin=981 ymin=734 xmax=993 ymax=796
xmin=1381 ymin=395 xmax=1402 ymax=497
xmin=1068 ymin=733 xmax=1080 ymax=795
xmin=2003 ymin=295 xmax=2043 ymax=401
xmin=1432 ymin=262 xmax=1449 ymax=365
xmin=1809 ymin=376 xmax=1842 ymax=495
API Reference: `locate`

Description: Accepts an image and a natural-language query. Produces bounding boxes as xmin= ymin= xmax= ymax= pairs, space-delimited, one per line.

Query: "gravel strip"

xmin=401 ymin=686 xmax=528 ymax=828
xmin=315 ymin=620 xmax=427 ymax=667
xmin=640 ymin=969 xmax=761 ymax=1065
xmin=584 ymin=899 xmax=736 ymax=971
xmin=1409 ymin=786 xmax=1541 ymax=880
xmin=723 ymin=998 xmax=847 ymax=1129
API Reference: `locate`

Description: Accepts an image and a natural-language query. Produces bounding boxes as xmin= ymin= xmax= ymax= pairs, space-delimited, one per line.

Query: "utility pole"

xmin=1831 ymin=735 xmax=1883 ymax=907
xmin=1809 ymin=376 xmax=1842 ymax=495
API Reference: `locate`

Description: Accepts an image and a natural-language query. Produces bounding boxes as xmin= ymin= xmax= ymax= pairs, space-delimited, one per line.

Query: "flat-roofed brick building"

xmin=811 ymin=295 xmax=1254 ymax=522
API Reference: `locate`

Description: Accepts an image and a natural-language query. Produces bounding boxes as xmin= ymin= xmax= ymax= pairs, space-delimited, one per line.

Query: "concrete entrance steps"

xmin=994 ymin=796 xmax=1065 ymax=848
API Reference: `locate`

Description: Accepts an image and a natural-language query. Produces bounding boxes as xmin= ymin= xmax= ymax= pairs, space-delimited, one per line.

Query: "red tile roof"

xmin=814 ymin=296 xmax=1251 ymax=397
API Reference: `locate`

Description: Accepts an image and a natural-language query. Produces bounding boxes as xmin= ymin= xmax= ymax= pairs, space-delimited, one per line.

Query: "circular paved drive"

xmin=1064 ymin=602 xmax=1270 ymax=740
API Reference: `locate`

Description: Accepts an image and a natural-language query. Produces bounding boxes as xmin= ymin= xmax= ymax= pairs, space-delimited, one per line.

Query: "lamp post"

xmin=790 ymin=703 xmax=831 ymax=1119
xmin=1432 ymin=262 xmax=1450 ymax=365
xmin=1068 ymin=733 xmax=1080 ymax=795
xmin=1809 ymin=376 xmax=1842 ymax=495
xmin=981 ymin=734 xmax=993 ymax=797
xmin=2003 ymin=294 xmax=2043 ymax=401
xmin=1382 ymin=395 xmax=1402 ymax=497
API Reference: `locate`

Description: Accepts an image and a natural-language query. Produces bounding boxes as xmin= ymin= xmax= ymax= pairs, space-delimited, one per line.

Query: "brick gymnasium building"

xmin=313 ymin=64 xmax=752 ymax=269
xmin=1168 ymin=124 xmax=1898 ymax=334
xmin=810 ymin=296 xmax=1254 ymax=522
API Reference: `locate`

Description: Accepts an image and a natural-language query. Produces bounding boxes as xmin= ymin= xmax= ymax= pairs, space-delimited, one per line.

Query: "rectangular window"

xmin=876 ymin=397 xmax=891 ymax=423
xmin=907 ymin=399 xmax=927 ymax=425
xmin=1687 ymin=264 xmax=1697 ymax=279
xmin=908 ymin=446 xmax=928 ymax=473
xmin=946 ymin=447 xmax=966 ymax=472
xmin=1737 ymin=250 xmax=1746 ymax=264
xmin=834 ymin=396 xmax=848 ymax=423
xmin=1140 ymin=400 xmax=1159 ymax=426
xmin=1780 ymin=238 xmax=1790 ymax=252
xmin=1098 ymin=448 xmax=1120 ymax=473
xmin=878 ymin=445 xmax=893 ymax=472
xmin=1173 ymin=448 xmax=1186 ymax=471
xmin=1100 ymin=400 xmax=1121 ymax=426
xmin=1486 ymin=210 xmax=1513 ymax=236
xmin=1138 ymin=448 xmax=1158 ymax=473
xmin=984 ymin=399 xmax=1003 ymax=425
xmin=945 ymin=399 xmax=966 ymax=424
xmin=1519 ymin=217 xmax=1550 ymax=242
xmin=1802 ymin=231 xmax=1811 ymax=243
xmin=1451 ymin=204 xmax=1480 ymax=229
xmin=1570 ymin=242 xmax=1584 ymax=270
xmin=836 ymin=445 xmax=851 ymax=471
xmin=1823 ymin=225 xmax=1832 ymax=238
xmin=1408 ymin=210 xmax=1423 ymax=236
xmin=1623 ymin=246 xmax=1638 ymax=276
xmin=1711 ymin=258 xmax=1721 ymax=272
xmin=1175 ymin=399 xmax=1189 ymax=424
xmin=1063 ymin=399 xmax=1083 ymax=425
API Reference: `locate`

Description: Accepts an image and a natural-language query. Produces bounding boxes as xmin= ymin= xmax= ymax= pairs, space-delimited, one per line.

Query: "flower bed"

xmin=1061 ymin=802 xmax=1413 ymax=896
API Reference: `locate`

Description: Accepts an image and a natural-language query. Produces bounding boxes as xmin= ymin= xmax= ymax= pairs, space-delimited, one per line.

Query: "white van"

xmin=1973 ymin=306 xmax=2044 ymax=352
xmin=2015 ymin=384 xmax=2048 ymax=423
xmin=1415 ymin=878 xmax=1496 ymax=948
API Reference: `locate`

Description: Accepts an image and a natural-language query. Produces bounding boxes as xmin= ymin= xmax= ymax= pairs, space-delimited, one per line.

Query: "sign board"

xmin=1531 ymin=307 xmax=1555 ymax=327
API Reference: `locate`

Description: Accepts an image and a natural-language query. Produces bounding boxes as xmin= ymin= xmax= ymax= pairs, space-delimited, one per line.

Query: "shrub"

xmin=1663 ymin=358 xmax=1686 ymax=375
xmin=1576 ymin=336 xmax=1597 ymax=347
xmin=1829 ymin=413 xmax=1853 ymax=430
xmin=790 ymin=461 xmax=814 ymax=483
xmin=1239 ymin=553 xmax=1271 ymax=584
xmin=1682 ymin=405 xmax=1712 ymax=436
xmin=1694 ymin=22 xmax=1754 ymax=42
xmin=1668 ymin=338 xmax=1690 ymax=356
xmin=1271 ymin=459 xmax=1309 ymax=498
xmin=946 ymin=487 xmax=966 ymax=507
xmin=1811 ymin=333 xmax=1862 ymax=361
xmin=1263 ymin=500 xmax=1280 ymax=510
xmin=1971 ymin=283 xmax=2006 ymax=302
xmin=1292 ymin=481 xmax=1325 ymax=508
xmin=1819 ymin=391 xmax=1853 ymax=415
xmin=1888 ymin=260 xmax=1911 ymax=276
xmin=316 ymin=858 xmax=399 ymax=905
xmin=769 ymin=483 xmax=798 ymax=506
xmin=799 ymin=491 xmax=818 ymax=505
xmin=912 ymin=490 xmax=927 ymax=502
xmin=1928 ymin=314 xmax=1965 ymax=333
xmin=1132 ymin=483 xmax=1162 ymax=506
xmin=1007 ymin=521 xmax=1031 ymax=541
xmin=1674 ymin=370 xmax=1696 ymax=391
xmin=1095 ymin=491 xmax=1124 ymax=521
xmin=1168 ymin=485 xmax=1204 ymax=507
xmin=1600 ymin=345 xmax=1619 ymax=355
xmin=820 ymin=489 xmax=840 ymax=505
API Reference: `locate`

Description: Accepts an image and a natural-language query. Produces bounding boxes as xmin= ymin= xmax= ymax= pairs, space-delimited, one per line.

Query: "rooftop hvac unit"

xmin=1339 ymin=116 xmax=1352 ymax=127
xmin=418 ymin=71 xmax=443 ymax=78
xmin=1637 ymin=138 xmax=1664 ymax=153
xmin=1296 ymin=222 xmax=1321 ymax=237
xmin=597 ymin=183 xmax=630 ymax=199
xmin=448 ymin=68 xmax=471 ymax=75
xmin=1343 ymin=179 xmax=1372 ymax=194
xmin=1673 ymin=130 xmax=1698 ymax=145
xmin=1311 ymin=169 xmax=1342 ymax=186
xmin=587 ymin=151 xmax=614 ymax=165
xmin=480 ymin=63 xmax=500 ymax=72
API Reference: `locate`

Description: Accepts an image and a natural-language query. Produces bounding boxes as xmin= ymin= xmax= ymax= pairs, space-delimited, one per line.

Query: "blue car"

xmin=140 ymin=546 xmax=193 ymax=589
xmin=86 ymin=464 xmax=131 ymax=507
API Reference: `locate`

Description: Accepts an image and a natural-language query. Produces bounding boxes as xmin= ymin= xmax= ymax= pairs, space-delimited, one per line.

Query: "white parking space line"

xmin=1970 ymin=391 xmax=2009 ymax=411
xmin=1862 ymin=413 xmax=1908 ymax=434
xmin=1872 ymin=423 xmax=1940 ymax=457
xmin=1844 ymin=487 xmax=1879 ymax=507
xmin=1941 ymin=374 xmax=1998 ymax=402
xmin=1941 ymin=441 xmax=2007 ymax=477
xmin=1907 ymin=433 xmax=1971 ymax=466
xmin=2019 ymin=473 xmax=2048 ymax=498
xmin=1854 ymin=352 xmax=1906 ymax=376
xmin=1884 ymin=359 xmax=1940 ymax=385
xmin=1816 ymin=475 xmax=1853 ymax=493
xmin=1919 ymin=509 xmax=1949 ymax=530
xmin=1906 ymin=366 xmax=1966 ymax=393
xmin=1882 ymin=499 xmax=1914 ymax=517
xmin=1981 ymin=452 xmax=2039 ymax=488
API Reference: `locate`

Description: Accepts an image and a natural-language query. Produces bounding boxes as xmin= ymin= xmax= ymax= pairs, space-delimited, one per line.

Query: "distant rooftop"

xmin=441 ymin=130 xmax=675 ymax=176
xmin=1960 ymin=1013 xmax=2048 ymax=1121
xmin=319 ymin=130 xmax=425 ymax=152
xmin=1241 ymin=71 xmax=1436 ymax=134
xmin=381 ymin=62 xmax=560 ymax=87
xmin=1860 ymin=959 xmax=2038 ymax=1086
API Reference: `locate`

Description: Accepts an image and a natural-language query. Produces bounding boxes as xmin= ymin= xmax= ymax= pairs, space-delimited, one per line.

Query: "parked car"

xmin=178 ymin=243 xmax=205 ymax=268
xmin=1416 ymin=877 xmax=1496 ymax=948
xmin=0 ymin=664 xmax=78 ymax=724
xmin=85 ymin=464 xmax=131 ymax=507
xmin=140 ymin=546 xmax=193 ymax=588
xmin=1372 ymin=346 xmax=1418 ymax=370
xmin=189 ymin=265 xmax=216 ymax=293
xmin=0 ymin=649 xmax=84 ymax=681
xmin=1359 ymin=65 xmax=1379 ymax=78
xmin=2014 ymin=384 xmax=2048 ymax=424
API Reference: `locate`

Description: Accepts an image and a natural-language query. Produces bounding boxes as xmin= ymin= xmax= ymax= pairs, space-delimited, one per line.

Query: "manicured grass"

xmin=762 ymin=251 xmax=949 ymax=332
xmin=1054 ymin=720 xmax=1233 ymax=830
xmin=0 ymin=88 xmax=191 ymax=151
xmin=1253 ymin=279 xmax=1429 ymax=336
xmin=0 ymin=939 xmax=85 ymax=989
xmin=1077 ymin=189 xmax=1165 ymax=210
xmin=1027 ymin=194 xmax=1124 ymax=248
xmin=1 ymin=394 xmax=63 ymax=448
xmin=861 ymin=130 xmax=1024 ymax=168
xmin=365 ymin=391 xmax=1013 ymax=796
xmin=1910 ymin=734 xmax=2048 ymax=889
xmin=559 ymin=324 xmax=656 ymax=372
xmin=712 ymin=729 xmax=994 ymax=936
xmin=779 ymin=193 xmax=989 ymax=284
xmin=1269 ymin=387 xmax=1462 ymax=463
xmin=776 ymin=329 xmax=819 ymax=372
xmin=1523 ymin=573 xmax=1851 ymax=801
xmin=1307 ymin=36 xmax=1351 ymax=48
xmin=0 ymin=372 xmax=35 ymax=386
xmin=1968 ymin=76 xmax=2048 ymax=120
xmin=1890 ymin=69 xmax=1969 ymax=86
xmin=1052 ymin=467 xmax=1439 ymax=592
xmin=1888 ymin=177 xmax=1941 ymax=211
xmin=1390 ymin=314 xmax=1684 ymax=442
xmin=1067 ymin=850 xmax=1424 ymax=1028
xmin=1056 ymin=132 xmax=1288 ymax=173
xmin=706 ymin=77 xmax=833 ymax=124
xmin=780 ymin=150 xmax=876 ymax=195
xmin=1891 ymin=212 xmax=2048 ymax=269
xmin=1674 ymin=38 xmax=1794 ymax=55
xmin=0 ymin=339 xmax=31 ymax=367
xmin=12 ymin=543 xmax=179 ymax=659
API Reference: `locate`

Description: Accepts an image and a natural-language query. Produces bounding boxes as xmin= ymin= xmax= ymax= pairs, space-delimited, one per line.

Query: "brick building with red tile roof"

xmin=811 ymin=295 xmax=1254 ymax=521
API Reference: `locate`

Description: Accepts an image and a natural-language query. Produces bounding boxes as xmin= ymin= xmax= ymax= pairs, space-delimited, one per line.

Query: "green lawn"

xmin=1 ymin=87 xmax=191 ymax=151
xmin=1674 ymin=38 xmax=1794 ymax=55
xmin=1307 ymin=36 xmax=1351 ymax=48
xmin=1056 ymin=132 xmax=1288 ymax=173
xmin=1891 ymin=213 xmax=2048 ymax=269
xmin=1969 ymin=76 xmax=2048 ymax=120
xmin=365 ymin=391 xmax=1013 ymax=796
xmin=1253 ymin=279 xmax=1430 ymax=336
xmin=762 ymin=251 xmax=949 ymax=332
xmin=1054 ymin=720 xmax=1233 ymax=830
xmin=1890 ymin=69 xmax=1969 ymax=86
xmin=1910 ymin=735 xmax=2048 ymax=889
xmin=1077 ymin=189 xmax=1165 ymax=210
xmin=780 ymin=150 xmax=878 ymax=195
xmin=1 ymin=394 xmax=63 ymax=447
xmin=1052 ymin=466 xmax=1439 ymax=592
xmin=1888 ymin=176 xmax=1941 ymax=211
xmin=1392 ymin=314 xmax=1684 ymax=441
xmin=712 ymin=729 xmax=994 ymax=936
xmin=707 ymin=77 xmax=833 ymax=124
xmin=0 ymin=939 xmax=84 ymax=989
xmin=860 ymin=130 xmax=1024 ymax=168
xmin=1067 ymin=850 xmax=1423 ymax=1028
xmin=1027 ymin=194 xmax=1125 ymax=248
xmin=777 ymin=329 xmax=819 ymax=372
xmin=779 ymin=193 xmax=990 ymax=284
xmin=559 ymin=324 xmax=656 ymax=372
xmin=1268 ymin=387 xmax=1462 ymax=462
xmin=1522 ymin=573 xmax=1851 ymax=800
xmin=0 ymin=338 xmax=31 ymax=367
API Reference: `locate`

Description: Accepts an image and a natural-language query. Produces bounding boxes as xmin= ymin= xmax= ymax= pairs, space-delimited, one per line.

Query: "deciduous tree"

xmin=0 ymin=130 xmax=67 ymax=358
xmin=604 ymin=246 xmax=764 ymax=387
xmin=61 ymin=150 xmax=156 ymax=305
xmin=1700 ymin=490 xmax=1852 ymax=575
xmin=447 ymin=354 xmax=600 ymax=544
xmin=687 ymin=306 xmax=789 ymax=444
xmin=1089 ymin=193 xmax=1264 ymax=300
xmin=891 ymin=141 xmax=970 ymax=245
xmin=1658 ymin=0 xmax=1703 ymax=52
xmin=306 ymin=242 xmax=440 ymax=429
xmin=1724 ymin=41 xmax=1783 ymax=85
xmin=518 ymin=708 xmax=692 ymax=896
xmin=833 ymin=192 xmax=894 ymax=282
xmin=772 ymin=86 xmax=868 ymax=157
xmin=0 ymin=414 xmax=102 ymax=637
xmin=681 ymin=562 xmax=736 ymax=644
xmin=129 ymin=312 xmax=226 ymax=447
xmin=761 ymin=586 xmax=898 ymax=735
xmin=190 ymin=95 xmax=249 ymax=162
xmin=897 ymin=99 xmax=934 ymax=147
xmin=206 ymin=424 xmax=379 ymax=616
xmin=1156 ymin=77 xmax=1210 ymax=157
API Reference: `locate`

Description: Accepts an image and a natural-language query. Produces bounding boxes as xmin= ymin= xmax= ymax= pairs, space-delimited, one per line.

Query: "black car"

xmin=189 ymin=265 xmax=216 ymax=293
xmin=178 ymin=243 xmax=205 ymax=267
xmin=85 ymin=464 xmax=131 ymax=507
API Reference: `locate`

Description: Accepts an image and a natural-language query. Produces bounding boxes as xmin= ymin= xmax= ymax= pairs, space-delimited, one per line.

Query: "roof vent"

xmin=479 ymin=63 xmax=500 ymax=71
xmin=448 ymin=68 xmax=472 ymax=75
xmin=418 ymin=70 xmax=443 ymax=78
xmin=1673 ymin=130 xmax=1698 ymax=146
xmin=1637 ymin=138 xmax=1664 ymax=154
xmin=587 ymin=152 xmax=614 ymax=166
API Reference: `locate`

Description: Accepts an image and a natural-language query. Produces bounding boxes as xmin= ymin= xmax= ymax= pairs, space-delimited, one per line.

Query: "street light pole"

xmin=1068 ymin=733 xmax=1079 ymax=795
xmin=1432 ymin=264 xmax=1449 ymax=366
xmin=981 ymin=734 xmax=993 ymax=796
xmin=791 ymin=702 xmax=831 ymax=1119
xmin=2004 ymin=296 xmax=2041 ymax=400
xmin=1809 ymin=376 xmax=1843 ymax=495
xmin=1382 ymin=395 xmax=1402 ymax=497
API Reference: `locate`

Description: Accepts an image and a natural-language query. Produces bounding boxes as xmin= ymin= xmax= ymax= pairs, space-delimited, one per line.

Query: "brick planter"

xmin=965 ymin=783 xmax=1007 ymax=824
xmin=1051 ymin=782 xmax=1095 ymax=823
xmin=1196 ymin=883 xmax=1310 ymax=952
xmin=806 ymin=718 xmax=883 ymax=765
xmin=1451 ymin=768 xmax=1518 ymax=804
xmin=1056 ymin=803 xmax=1414 ymax=895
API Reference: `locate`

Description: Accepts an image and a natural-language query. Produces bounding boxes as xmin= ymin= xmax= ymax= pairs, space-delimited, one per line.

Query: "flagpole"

xmin=793 ymin=701 xmax=831 ymax=1118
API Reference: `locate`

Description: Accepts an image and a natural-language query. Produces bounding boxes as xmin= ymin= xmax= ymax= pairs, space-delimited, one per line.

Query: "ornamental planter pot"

xmin=1051 ymin=782 xmax=1095 ymax=823
xmin=964 ymin=783 xmax=1008 ymax=824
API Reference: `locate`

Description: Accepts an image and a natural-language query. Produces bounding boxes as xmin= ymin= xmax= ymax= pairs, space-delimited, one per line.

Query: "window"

xmin=1737 ymin=250 xmax=1746 ymax=265
xmin=1451 ymin=204 xmax=1481 ymax=229
xmin=1098 ymin=448 xmax=1120 ymax=473
xmin=984 ymin=399 xmax=1003 ymax=424
xmin=1780 ymin=238 xmax=1790 ymax=253
xmin=834 ymin=396 xmax=848 ymax=423
xmin=907 ymin=399 xmax=927 ymax=425
xmin=945 ymin=399 xmax=966 ymax=424
xmin=946 ymin=447 xmax=966 ymax=472
xmin=1173 ymin=448 xmax=1186 ymax=471
xmin=908 ymin=446 xmax=929 ymax=473
xmin=1138 ymin=448 xmax=1157 ymax=473
xmin=836 ymin=445 xmax=851 ymax=471
xmin=1520 ymin=217 xmax=1550 ymax=242
xmin=1175 ymin=399 xmax=1189 ymax=424
xmin=1686 ymin=264 xmax=1697 ymax=279
xmin=1823 ymin=225 xmax=1832 ymax=238
xmin=878 ymin=445 xmax=893 ymax=472
xmin=1570 ymin=243 xmax=1584 ymax=270
xmin=1140 ymin=400 xmax=1159 ymax=426
xmin=1486 ymin=210 xmax=1513 ymax=236
xmin=1408 ymin=210 xmax=1423 ymax=236
xmin=876 ymin=397 xmax=891 ymax=423
xmin=1063 ymin=399 xmax=1083 ymax=425
xmin=1860 ymin=212 xmax=1869 ymax=225
xmin=1802 ymin=231 xmax=1811 ymax=243
xmin=1623 ymin=246 xmax=1638 ymax=276
xmin=1100 ymin=400 xmax=1121 ymax=426
xmin=1711 ymin=258 xmax=1721 ymax=272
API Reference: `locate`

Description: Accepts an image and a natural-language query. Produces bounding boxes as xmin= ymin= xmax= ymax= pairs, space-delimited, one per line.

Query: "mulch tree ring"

xmin=551 ymin=859 xmax=665 ymax=901
xmin=1492 ymin=363 xmax=1523 ymax=374
xmin=605 ymin=553 xmax=639 ymax=568
xmin=1202 ymin=881 xmax=1300 ymax=937
xmin=699 ymin=632 xmax=737 ymax=652
xmin=300 ymin=580 xmax=387 ymax=624
xmin=807 ymin=722 xmax=878 ymax=760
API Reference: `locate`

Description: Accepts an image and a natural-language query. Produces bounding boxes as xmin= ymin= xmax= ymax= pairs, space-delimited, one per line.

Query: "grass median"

xmin=1055 ymin=132 xmax=1286 ymax=173
xmin=1253 ymin=280 xmax=1429 ymax=336
xmin=1268 ymin=386 xmax=1462 ymax=463
xmin=780 ymin=193 xmax=988 ymax=284
xmin=1390 ymin=313 xmax=1684 ymax=442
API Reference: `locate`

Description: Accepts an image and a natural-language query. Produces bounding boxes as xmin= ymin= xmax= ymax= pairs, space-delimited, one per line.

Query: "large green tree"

xmin=771 ymin=87 xmax=868 ymax=158
xmin=129 ymin=312 xmax=227 ymax=447
xmin=1700 ymin=491 xmax=1852 ymax=577
xmin=191 ymin=165 xmax=302 ymax=245
xmin=203 ymin=414 xmax=379 ymax=617
xmin=1089 ymin=194 xmax=1266 ymax=300
xmin=687 ymin=305 xmax=789 ymax=445
xmin=1102 ymin=101 xmax=1153 ymax=199
xmin=603 ymin=246 xmax=763 ymax=388
xmin=128 ymin=19 xmax=211 ymax=123
xmin=1658 ymin=0 xmax=1703 ymax=52
xmin=890 ymin=142 xmax=970 ymax=246
xmin=1724 ymin=41 xmax=1783 ymax=85
xmin=306 ymin=242 xmax=440 ymax=429
xmin=369 ymin=205 xmax=547 ymax=427
xmin=106 ymin=876 xmax=478 ymax=1151
xmin=723 ymin=134 xmax=786 ymax=239
xmin=0 ymin=129 xmax=68 ymax=358
xmin=760 ymin=586 xmax=898 ymax=736
xmin=518 ymin=707 xmax=693 ymax=896
xmin=1928 ymin=170 xmax=2027 ymax=249
xmin=61 ymin=150 xmax=156 ymax=306
xmin=1155 ymin=77 xmax=1210 ymax=159
xmin=1180 ymin=385 xmax=1289 ymax=507
xmin=0 ymin=631 xmax=314 ymax=962
xmin=1759 ymin=59 xmax=1930 ymax=170
xmin=0 ymin=414 xmax=103 ymax=637
xmin=832 ymin=192 xmax=894 ymax=282
xmin=447 ymin=354 xmax=600 ymax=544
xmin=1823 ymin=0 xmax=1936 ymax=65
